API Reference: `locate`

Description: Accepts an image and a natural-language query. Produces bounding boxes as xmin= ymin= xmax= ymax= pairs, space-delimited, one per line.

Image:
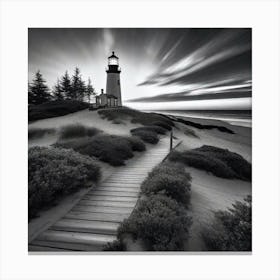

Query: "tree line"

xmin=28 ymin=67 xmax=96 ymax=105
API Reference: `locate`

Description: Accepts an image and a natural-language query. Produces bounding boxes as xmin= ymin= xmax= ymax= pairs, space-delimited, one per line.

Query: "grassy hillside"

xmin=29 ymin=100 xmax=88 ymax=122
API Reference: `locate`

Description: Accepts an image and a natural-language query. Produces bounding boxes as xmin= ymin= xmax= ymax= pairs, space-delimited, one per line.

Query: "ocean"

xmin=145 ymin=110 xmax=252 ymax=128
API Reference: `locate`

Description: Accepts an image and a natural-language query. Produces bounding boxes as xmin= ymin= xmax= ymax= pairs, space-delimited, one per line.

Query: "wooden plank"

xmin=88 ymin=190 xmax=139 ymax=197
xmin=90 ymin=186 xmax=139 ymax=195
xmin=37 ymin=230 xmax=116 ymax=245
xmin=72 ymin=205 xmax=132 ymax=214
xmin=78 ymin=199 xmax=135 ymax=208
xmin=30 ymin=239 xmax=104 ymax=251
xmin=65 ymin=211 xmax=129 ymax=222
xmin=52 ymin=219 xmax=119 ymax=235
xmin=83 ymin=195 xmax=138 ymax=202
xmin=29 ymin=245 xmax=69 ymax=252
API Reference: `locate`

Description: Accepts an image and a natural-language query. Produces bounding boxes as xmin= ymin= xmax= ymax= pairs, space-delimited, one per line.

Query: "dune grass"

xmin=116 ymin=195 xmax=192 ymax=251
xmin=59 ymin=124 xmax=101 ymax=140
xmin=168 ymin=145 xmax=251 ymax=181
xmin=98 ymin=107 xmax=174 ymax=127
xmin=130 ymin=129 xmax=159 ymax=144
xmin=151 ymin=121 xmax=172 ymax=131
xmin=174 ymin=117 xmax=234 ymax=134
xmin=28 ymin=128 xmax=56 ymax=140
xmin=201 ymin=195 xmax=252 ymax=251
xmin=55 ymin=134 xmax=146 ymax=166
xmin=131 ymin=125 xmax=167 ymax=135
xmin=28 ymin=146 xmax=101 ymax=220
xmin=29 ymin=100 xmax=88 ymax=122
xmin=141 ymin=162 xmax=192 ymax=205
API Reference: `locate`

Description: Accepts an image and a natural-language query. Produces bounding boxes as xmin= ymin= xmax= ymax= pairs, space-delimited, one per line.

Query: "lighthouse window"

xmin=118 ymin=80 xmax=120 ymax=85
xmin=109 ymin=57 xmax=118 ymax=65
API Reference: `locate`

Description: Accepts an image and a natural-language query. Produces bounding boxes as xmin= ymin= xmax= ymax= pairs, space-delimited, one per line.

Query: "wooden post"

xmin=170 ymin=128 xmax=173 ymax=151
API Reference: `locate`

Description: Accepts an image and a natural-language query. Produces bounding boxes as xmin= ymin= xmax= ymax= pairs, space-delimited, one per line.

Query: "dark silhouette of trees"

xmin=28 ymin=70 xmax=51 ymax=105
xmin=71 ymin=67 xmax=86 ymax=101
xmin=60 ymin=71 xmax=72 ymax=100
xmin=29 ymin=68 xmax=95 ymax=104
xmin=85 ymin=78 xmax=95 ymax=103
xmin=52 ymin=78 xmax=64 ymax=100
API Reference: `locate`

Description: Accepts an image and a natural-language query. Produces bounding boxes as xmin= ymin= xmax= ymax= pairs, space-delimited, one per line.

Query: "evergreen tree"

xmin=85 ymin=77 xmax=95 ymax=103
xmin=52 ymin=78 xmax=64 ymax=100
xmin=61 ymin=71 xmax=72 ymax=100
xmin=71 ymin=67 xmax=86 ymax=101
xmin=28 ymin=82 xmax=36 ymax=105
xmin=29 ymin=70 xmax=51 ymax=105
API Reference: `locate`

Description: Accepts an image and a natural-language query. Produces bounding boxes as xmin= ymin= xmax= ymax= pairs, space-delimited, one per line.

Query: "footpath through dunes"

xmin=29 ymin=137 xmax=171 ymax=252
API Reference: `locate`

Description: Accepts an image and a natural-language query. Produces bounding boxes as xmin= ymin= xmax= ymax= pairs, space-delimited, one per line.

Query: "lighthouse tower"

xmin=106 ymin=51 xmax=122 ymax=106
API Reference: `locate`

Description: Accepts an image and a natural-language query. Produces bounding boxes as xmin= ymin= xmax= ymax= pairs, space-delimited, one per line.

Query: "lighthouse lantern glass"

xmin=108 ymin=57 xmax=118 ymax=65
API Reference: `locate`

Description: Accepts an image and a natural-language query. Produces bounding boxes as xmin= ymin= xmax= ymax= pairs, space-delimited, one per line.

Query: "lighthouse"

xmin=106 ymin=51 xmax=122 ymax=106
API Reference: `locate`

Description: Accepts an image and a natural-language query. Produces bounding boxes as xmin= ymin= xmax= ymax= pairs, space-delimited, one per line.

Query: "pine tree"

xmin=60 ymin=71 xmax=72 ymax=100
xmin=28 ymin=82 xmax=36 ymax=105
xmin=29 ymin=70 xmax=51 ymax=105
xmin=85 ymin=78 xmax=95 ymax=103
xmin=52 ymin=78 xmax=64 ymax=100
xmin=71 ymin=67 xmax=86 ymax=101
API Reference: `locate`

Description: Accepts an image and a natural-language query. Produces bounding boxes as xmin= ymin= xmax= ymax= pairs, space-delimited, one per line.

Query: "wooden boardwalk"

xmin=29 ymin=137 xmax=170 ymax=252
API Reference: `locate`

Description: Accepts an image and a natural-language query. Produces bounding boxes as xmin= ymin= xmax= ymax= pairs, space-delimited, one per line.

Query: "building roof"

xmin=106 ymin=94 xmax=118 ymax=99
xmin=96 ymin=93 xmax=117 ymax=99
xmin=108 ymin=51 xmax=118 ymax=59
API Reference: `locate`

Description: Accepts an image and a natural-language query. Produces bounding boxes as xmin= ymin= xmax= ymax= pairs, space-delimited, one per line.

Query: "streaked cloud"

xmin=29 ymin=28 xmax=251 ymax=110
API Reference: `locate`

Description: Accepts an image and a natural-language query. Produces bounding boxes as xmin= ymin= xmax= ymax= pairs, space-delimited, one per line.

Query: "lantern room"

xmin=108 ymin=51 xmax=119 ymax=65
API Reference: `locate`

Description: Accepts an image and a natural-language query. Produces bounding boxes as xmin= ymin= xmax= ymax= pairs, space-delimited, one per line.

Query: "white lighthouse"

xmin=106 ymin=51 xmax=122 ymax=106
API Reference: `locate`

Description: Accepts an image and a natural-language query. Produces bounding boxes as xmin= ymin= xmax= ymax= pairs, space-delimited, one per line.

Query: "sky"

xmin=28 ymin=28 xmax=251 ymax=111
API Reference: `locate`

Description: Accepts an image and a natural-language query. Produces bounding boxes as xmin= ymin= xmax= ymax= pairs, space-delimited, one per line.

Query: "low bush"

xmin=98 ymin=107 xmax=174 ymax=127
xmin=183 ymin=127 xmax=199 ymax=138
xmin=130 ymin=129 xmax=159 ymax=144
xmin=59 ymin=124 xmax=100 ymax=140
xmin=29 ymin=100 xmax=88 ymax=122
xmin=131 ymin=125 xmax=167 ymax=135
xmin=201 ymin=195 xmax=252 ymax=251
xmin=117 ymin=195 xmax=192 ymax=251
xmin=168 ymin=146 xmax=251 ymax=181
xmin=28 ymin=146 xmax=101 ymax=220
xmin=128 ymin=136 xmax=146 ymax=152
xmin=141 ymin=162 xmax=192 ymax=205
xmin=103 ymin=240 xmax=126 ymax=251
xmin=55 ymin=134 xmax=146 ymax=166
xmin=151 ymin=121 xmax=172 ymax=131
xmin=28 ymin=128 xmax=56 ymax=140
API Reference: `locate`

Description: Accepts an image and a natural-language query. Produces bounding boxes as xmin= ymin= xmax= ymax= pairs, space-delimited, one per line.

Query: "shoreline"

xmin=143 ymin=110 xmax=252 ymax=128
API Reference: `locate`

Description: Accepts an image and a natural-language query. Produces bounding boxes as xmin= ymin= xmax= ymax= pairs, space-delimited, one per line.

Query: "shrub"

xmin=201 ymin=195 xmax=252 ymax=251
xmin=59 ymin=124 xmax=100 ymax=140
xmin=168 ymin=146 xmax=251 ymax=181
xmin=118 ymin=195 xmax=192 ymax=251
xmin=151 ymin=121 xmax=172 ymax=131
xmin=130 ymin=129 xmax=159 ymax=144
xmin=55 ymin=134 xmax=145 ymax=166
xmin=103 ymin=240 xmax=126 ymax=251
xmin=128 ymin=136 xmax=146 ymax=152
xmin=98 ymin=107 xmax=174 ymax=127
xmin=131 ymin=125 xmax=167 ymax=135
xmin=29 ymin=100 xmax=88 ymax=122
xmin=141 ymin=162 xmax=192 ymax=205
xmin=28 ymin=146 xmax=101 ymax=220
xmin=183 ymin=127 xmax=199 ymax=138
xmin=28 ymin=128 xmax=56 ymax=139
